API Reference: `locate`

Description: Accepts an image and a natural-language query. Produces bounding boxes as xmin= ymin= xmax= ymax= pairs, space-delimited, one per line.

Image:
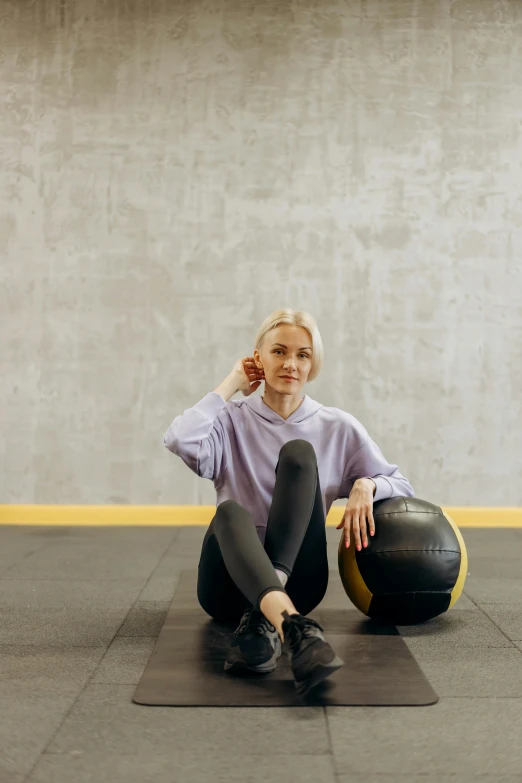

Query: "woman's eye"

xmin=274 ymin=350 xmax=308 ymax=358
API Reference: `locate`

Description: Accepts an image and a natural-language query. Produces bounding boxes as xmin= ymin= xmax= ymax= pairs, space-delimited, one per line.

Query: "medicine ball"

xmin=337 ymin=496 xmax=468 ymax=625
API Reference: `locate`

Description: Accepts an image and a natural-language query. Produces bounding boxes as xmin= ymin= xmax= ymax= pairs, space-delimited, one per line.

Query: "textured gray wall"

xmin=1 ymin=0 xmax=521 ymax=507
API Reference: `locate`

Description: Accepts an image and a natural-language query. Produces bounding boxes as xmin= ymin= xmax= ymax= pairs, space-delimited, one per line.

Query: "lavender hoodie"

xmin=163 ymin=391 xmax=415 ymax=543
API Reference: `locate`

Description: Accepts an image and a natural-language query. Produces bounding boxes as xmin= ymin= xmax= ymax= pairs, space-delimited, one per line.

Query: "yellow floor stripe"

xmin=0 ymin=506 xmax=521 ymax=527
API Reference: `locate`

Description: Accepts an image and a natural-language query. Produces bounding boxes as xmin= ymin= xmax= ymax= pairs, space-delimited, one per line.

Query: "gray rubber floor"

xmin=1 ymin=524 xmax=522 ymax=783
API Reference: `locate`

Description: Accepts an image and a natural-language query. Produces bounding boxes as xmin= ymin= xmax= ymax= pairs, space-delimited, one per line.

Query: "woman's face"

xmin=254 ymin=325 xmax=313 ymax=393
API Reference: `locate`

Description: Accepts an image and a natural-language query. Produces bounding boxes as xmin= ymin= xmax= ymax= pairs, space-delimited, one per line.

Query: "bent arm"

xmin=338 ymin=437 xmax=414 ymax=503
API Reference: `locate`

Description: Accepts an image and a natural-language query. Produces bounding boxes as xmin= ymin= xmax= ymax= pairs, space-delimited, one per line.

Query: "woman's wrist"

xmin=354 ymin=478 xmax=377 ymax=496
xmin=213 ymin=372 xmax=241 ymax=402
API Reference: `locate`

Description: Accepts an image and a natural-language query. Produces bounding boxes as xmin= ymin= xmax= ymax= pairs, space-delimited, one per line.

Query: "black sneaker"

xmin=224 ymin=606 xmax=282 ymax=674
xmin=282 ymin=610 xmax=344 ymax=697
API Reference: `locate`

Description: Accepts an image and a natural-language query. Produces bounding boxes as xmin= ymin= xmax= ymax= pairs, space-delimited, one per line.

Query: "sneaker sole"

xmin=224 ymin=647 xmax=282 ymax=675
xmin=295 ymin=654 xmax=345 ymax=697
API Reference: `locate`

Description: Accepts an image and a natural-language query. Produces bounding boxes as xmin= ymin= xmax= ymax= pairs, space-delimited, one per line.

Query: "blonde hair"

xmin=254 ymin=308 xmax=324 ymax=383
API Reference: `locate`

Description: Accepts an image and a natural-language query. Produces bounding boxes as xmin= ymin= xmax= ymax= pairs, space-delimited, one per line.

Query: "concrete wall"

xmin=1 ymin=0 xmax=521 ymax=507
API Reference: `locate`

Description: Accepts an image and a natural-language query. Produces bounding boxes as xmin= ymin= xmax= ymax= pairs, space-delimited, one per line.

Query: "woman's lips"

xmin=281 ymin=376 xmax=297 ymax=381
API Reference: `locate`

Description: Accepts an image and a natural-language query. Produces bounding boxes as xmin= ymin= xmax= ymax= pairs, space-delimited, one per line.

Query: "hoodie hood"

xmin=243 ymin=393 xmax=323 ymax=425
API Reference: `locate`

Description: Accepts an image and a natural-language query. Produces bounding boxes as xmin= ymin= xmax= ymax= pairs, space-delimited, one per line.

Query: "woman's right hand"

xmin=231 ymin=356 xmax=265 ymax=396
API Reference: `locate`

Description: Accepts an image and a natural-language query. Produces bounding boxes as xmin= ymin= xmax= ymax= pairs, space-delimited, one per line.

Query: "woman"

xmin=163 ymin=308 xmax=414 ymax=697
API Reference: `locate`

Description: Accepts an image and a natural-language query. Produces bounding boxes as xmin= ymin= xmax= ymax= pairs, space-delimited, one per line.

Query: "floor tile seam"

xmin=0 ymin=636 xmax=162 ymax=652
xmin=325 ymin=695 xmax=522 ymax=707
xmin=477 ymin=603 xmax=522 ymax=644
xmin=1 ymin=538 xmax=180 ymax=586
xmin=397 ymin=637 xmax=519 ymax=648
xmin=0 ymin=648 xmax=130 ymax=652
xmin=0 ymin=643 xmax=109 ymax=651
xmin=86 ymin=679 xmax=142 ymax=684
xmin=81 ymin=535 xmax=178 ymax=667
xmin=38 ymin=749 xmax=337 ymax=760
xmin=0 ymin=636 xmax=157 ymax=653
xmin=21 ymin=685 xmax=94 ymax=783
xmin=2 ymin=638 xmax=514 ymax=651
xmin=403 ymin=636 xmax=522 ymax=655
xmin=20 ymin=535 xmax=178 ymax=781
xmin=0 ymin=577 xmax=156 ymax=583
xmin=396 ymin=590 xmax=520 ymax=647
xmin=136 ymin=563 xmax=183 ymax=601
xmin=1 ymin=538 xmax=55 ymax=579
xmin=33 ymin=680 xmax=522 ymax=701
xmin=163 ymin=527 xmax=187 ymax=555
xmin=323 ymin=706 xmax=344 ymax=783
xmin=457 ymin=590 xmax=490 ymax=615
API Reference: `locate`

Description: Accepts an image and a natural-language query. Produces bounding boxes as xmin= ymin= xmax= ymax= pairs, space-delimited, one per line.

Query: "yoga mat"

xmin=133 ymin=570 xmax=439 ymax=707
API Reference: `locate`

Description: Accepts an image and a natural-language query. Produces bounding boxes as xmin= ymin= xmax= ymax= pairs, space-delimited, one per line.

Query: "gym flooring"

xmin=1 ymin=524 xmax=521 ymax=783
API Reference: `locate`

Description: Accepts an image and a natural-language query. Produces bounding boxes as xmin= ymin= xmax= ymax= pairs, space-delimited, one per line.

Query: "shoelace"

xmin=284 ymin=614 xmax=324 ymax=651
xmin=235 ymin=607 xmax=275 ymax=636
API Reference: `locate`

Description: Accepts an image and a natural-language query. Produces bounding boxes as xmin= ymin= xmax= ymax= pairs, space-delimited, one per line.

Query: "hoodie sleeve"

xmin=337 ymin=435 xmax=415 ymax=503
xmin=163 ymin=392 xmax=229 ymax=481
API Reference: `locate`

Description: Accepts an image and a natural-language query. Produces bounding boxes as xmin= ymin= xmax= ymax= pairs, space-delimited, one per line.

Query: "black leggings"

xmin=197 ymin=439 xmax=329 ymax=623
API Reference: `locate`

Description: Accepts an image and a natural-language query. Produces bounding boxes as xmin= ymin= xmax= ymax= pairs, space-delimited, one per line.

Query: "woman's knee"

xmin=215 ymin=499 xmax=241 ymax=523
xmin=214 ymin=499 xmax=244 ymax=533
xmin=279 ymin=439 xmax=317 ymax=469
xmin=217 ymin=498 xmax=241 ymax=513
xmin=213 ymin=500 xmax=258 ymax=546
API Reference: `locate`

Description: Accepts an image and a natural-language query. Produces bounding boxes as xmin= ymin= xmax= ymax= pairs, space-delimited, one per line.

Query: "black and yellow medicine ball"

xmin=338 ymin=496 xmax=468 ymax=625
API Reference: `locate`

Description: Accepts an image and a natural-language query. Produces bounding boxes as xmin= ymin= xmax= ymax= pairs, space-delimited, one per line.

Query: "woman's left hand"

xmin=336 ymin=479 xmax=376 ymax=550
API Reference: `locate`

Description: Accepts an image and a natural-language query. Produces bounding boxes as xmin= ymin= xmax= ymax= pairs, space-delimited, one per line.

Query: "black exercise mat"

xmin=132 ymin=570 xmax=439 ymax=707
